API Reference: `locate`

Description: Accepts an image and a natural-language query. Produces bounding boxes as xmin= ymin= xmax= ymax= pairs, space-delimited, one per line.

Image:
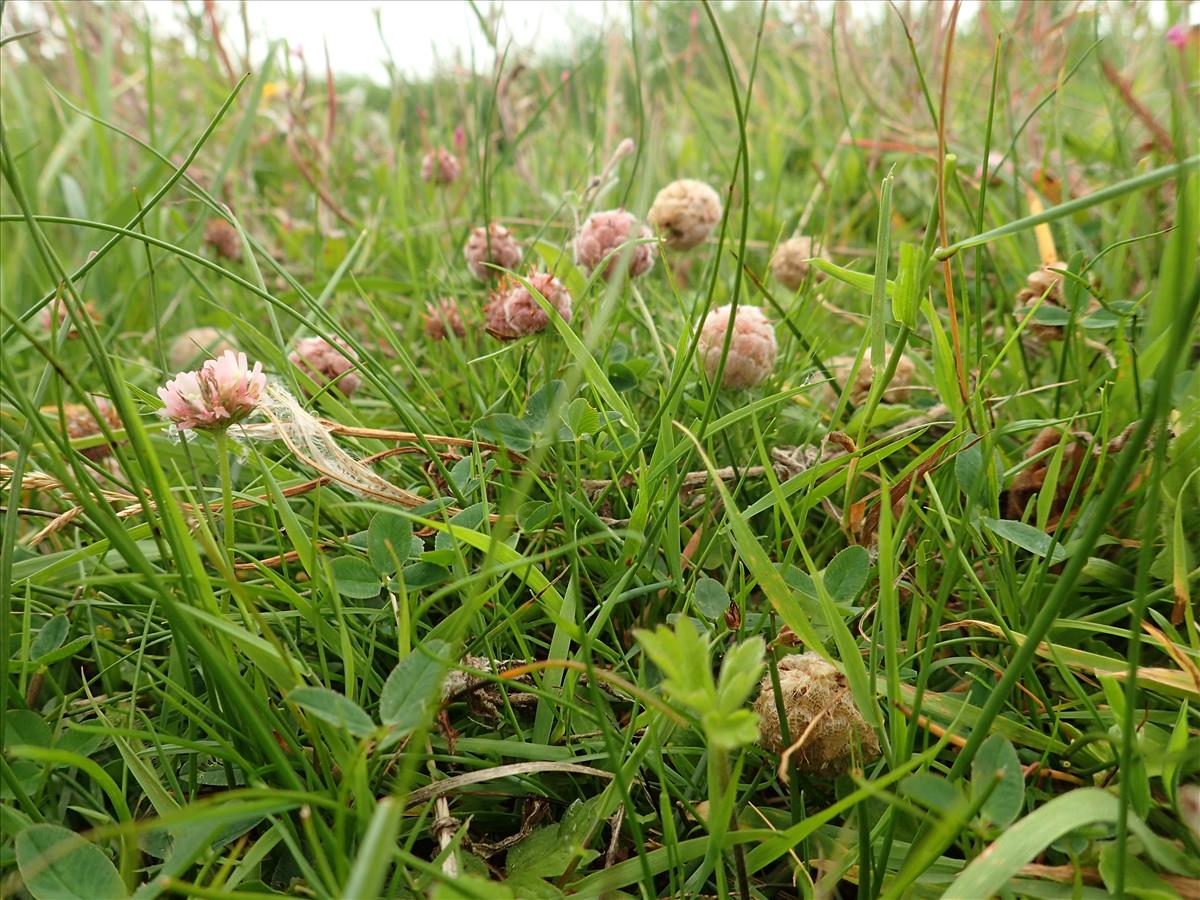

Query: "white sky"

xmin=164 ymin=0 xmax=616 ymax=82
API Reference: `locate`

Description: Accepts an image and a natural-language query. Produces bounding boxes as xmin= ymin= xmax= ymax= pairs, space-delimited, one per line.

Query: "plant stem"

xmin=215 ymin=430 xmax=235 ymax=568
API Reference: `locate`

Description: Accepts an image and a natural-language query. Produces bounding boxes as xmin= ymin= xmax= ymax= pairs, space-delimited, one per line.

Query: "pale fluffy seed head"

xmin=463 ymin=223 xmax=523 ymax=281
xmin=289 ymin=337 xmax=362 ymax=397
xmin=421 ymin=147 xmax=461 ymax=185
xmin=647 ymin=179 xmax=722 ymax=250
xmin=753 ymin=652 xmax=881 ymax=776
xmin=484 ymin=272 xmax=573 ymax=339
xmin=204 ymin=219 xmax=242 ymax=260
xmin=823 ymin=347 xmax=916 ymax=406
xmin=574 ymin=209 xmax=655 ymax=280
xmin=158 ymin=350 xmax=266 ymax=431
xmin=168 ymin=327 xmax=236 ymax=371
xmin=424 ymin=297 xmax=467 ymax=341
xmin=697 ymin=305 xmax=777 ymax=390
xmin=771 ymin=236 xmax=826 ymax=291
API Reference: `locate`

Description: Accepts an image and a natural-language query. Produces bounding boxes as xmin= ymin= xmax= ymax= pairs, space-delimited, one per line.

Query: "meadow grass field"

xmin=1 ymin=1 xmax=1199 ymax=897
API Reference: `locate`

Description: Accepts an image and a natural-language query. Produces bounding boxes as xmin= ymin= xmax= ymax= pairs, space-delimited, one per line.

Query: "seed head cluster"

xmin=484 ymin=272 xmax=573 ymax=339
xmin=289 ymin=337 xmax=362 ymax=397
xmin=697 ymin=305 xmax=777 ymax=390
xmin=771 ymin=235 xmax=826 ymax=291
xmin=753 ymin=652 xmax=881 ymax=776
xmin=463 ymin=223 xmax=523 ymax=282
xmin=647 ymin=179 xmax=722 ymax=250
xmin=574 ymin=209 xmax=655 ymax=280
xmin=421 ymin=147 xmax=461 ymax=185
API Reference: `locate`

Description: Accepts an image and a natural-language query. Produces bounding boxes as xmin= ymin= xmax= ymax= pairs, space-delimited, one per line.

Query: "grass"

xmin=2 ymin=1 xmax=1198 ymax=897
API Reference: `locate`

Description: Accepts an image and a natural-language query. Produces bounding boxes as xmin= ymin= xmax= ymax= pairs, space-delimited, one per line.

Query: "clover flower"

xmin=574 ymin=209 xmax=655 ymax=280
xmin=158 ymin=350 xmax=266 ymax=431
xmin=697 ymin=305 xmax=777 ymax=390
xmin=289 ymin=337 xmax=362 ymax=397
xmin=463 ymin=223 xmax=522 ymax=281
xmin=424 ymin=297 xmax=467 ymax=341
xmin=647 ymin=179 xmax=722 ymax=250
xmin=421 ymin=147 xmax=461 ymax=185
xmin=168 ymin=327 xmax=236 ymax=371
xmin=771 ymin=235 xmax=826 ymax=291
xmin=44 ymin=397 xmax=123 ymax=461
xmin=824 ymin=346 xmax=916 ymax=406
xmin=753 ymin=652 xmax=880 ymax=776
xmin=484 ymin=272 xmax=573 ymax=340
xmin=204 ymin=219 xmax=242 ymax=261
xmin=38 ymin=299 xmax=100 ymax=338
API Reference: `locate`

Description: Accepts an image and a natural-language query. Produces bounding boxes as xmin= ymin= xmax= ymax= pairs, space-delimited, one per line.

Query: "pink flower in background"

xmin=1167 ymin=25 xmax=1189 ymax=47
xmin=424 ymin=298 xmax=467 ymax=341
xmin=421 ymin=147 xmax=461 ymax=185
xmin=697 ymin=305 xmax=777 ymax=390
xmin=453 ymin=125 xmax=466 ymax=151
xmin=158 ymin=350 xmax=265 ymax=431
xmin=574 ymin=209 xmax=655 ymax=280
xmin=463 ymin=222 xmax=523 ymax=281
xmin=485 ymin=272 xmax=573 ymax=340
xmin=289 ymin=337 xmax=362 ymax=396
xmin=39 ymin=299 xmax=101 ymax=337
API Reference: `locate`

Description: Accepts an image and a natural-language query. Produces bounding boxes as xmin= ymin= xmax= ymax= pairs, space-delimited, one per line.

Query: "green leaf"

xmin=715 ymin=636 xmax=765 ymax=714
xmin=287 ymin=686 xmax=376 ymax=737
xmin=7 ymin=710 xmax=52 ymax=747
xmin=507 ymin=797 xmax=601 ymax=879
xmin=367 ymin=512 xmax=413 ymax=575
xmin=329 ymin=556 xmax=383 ymax=599
xmin=564 ymin=397 xmax=600 ymax=438
xmin=956 ymin=437 xmax=984 ymax=503
xmin=946 ymin=788 xmax=1199 ymax=898
xmin=823 ymin=546 xmax=870 ymax=604
xmin=971 ymin=734 xmax=1025 ymax=828
xmin=524 ymin=380 xmax=568 ymax=431
xmin=693 ymin=577 xmax=730 ymax=619
xmin=701 ymin=708 xmax=761 ymax=750
xmin=15 ymin=824 xmax=128 ymax=900
xmin=379 ymin=640 xmax=450 ymax=739
xmin=901 ymin=772 xmax=964 ymax=811
xmin=981 ymin=517 xmax=1070 ymax=563
xmin=635 ymin=618 xmax=714 ymax=710
xmin=892 ymin=242 xmax=921 ymax=327
xmin=30 ymin=616 xmax=69 ymax=659
xmin=1098 ymin=844 xmax=1181 ymax=900
xmin=474 ymin=413 xmax=534 ymax=452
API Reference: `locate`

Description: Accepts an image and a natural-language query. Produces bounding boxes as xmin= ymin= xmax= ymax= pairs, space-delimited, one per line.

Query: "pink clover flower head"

xmin=158 ymin=350 xmax=266 ymax=431
xmin=424 ymin=297 xmax=467 ymax=341
xmin=464 ymin=222 xmax=523 ymax=281
xmin=485 ymin=272 xmax=573 ymax=340
xmin=421 ymin=146 xmax=461 ymax=185
xmin=697 ymin=304 xmax=777 ymax=390
xmin=289 ymin=337 xmax=362 ymax=396
xmin=1166 ymin=24 xmax=1188 ymax=48
xmin=574 ymin=209 xmax=655 ymax=280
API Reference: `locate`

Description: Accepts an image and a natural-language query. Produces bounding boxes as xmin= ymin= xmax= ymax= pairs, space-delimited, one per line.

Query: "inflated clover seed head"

xmin=484 ymin=272 xmax=573 ymax=340
xmin=647 ymin=179 xmax=722 ymax=251
xmin=697 ymin=305 xmax=777 ymax=390
xmin=823 ymin=347 xmax=916 ymax=406
xmin=204 ymin=219 xmax=242 ymax=261
xmin=423 ymin=297 xmax=467 ymax=341
xmin=289 ymin=337 xmax=362 ymax=397
xmin=574 ymin=209 xmax=655 ymax=280
xmin=168 ymin=327 xmax=236 ymax=371
xmin=771 ymin=235 xmax=827 ymax=291
xmin=421 ymin=147 xmax=461 ymax=185
xmin=753 ymin=652 xmax=880 ymax=776
xmin=463 ymin=223 xmax=522 ymax=282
